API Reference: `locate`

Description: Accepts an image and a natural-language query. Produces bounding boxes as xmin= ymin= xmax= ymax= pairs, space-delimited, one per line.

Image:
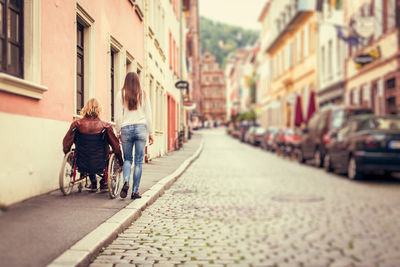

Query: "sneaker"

xmin=131 ymin=192 xmax=142 ymax=200
xmin=89 ymin=181 xmax=97 ymax=192
xmin=120 ymin=182 xmax=129 ymax=198
xmin=99 ymin=179 xmax=108 ymax=191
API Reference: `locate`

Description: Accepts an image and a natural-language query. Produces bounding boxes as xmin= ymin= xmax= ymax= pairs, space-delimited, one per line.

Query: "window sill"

xmin=0 ymin=73 xmax=47 ymax=99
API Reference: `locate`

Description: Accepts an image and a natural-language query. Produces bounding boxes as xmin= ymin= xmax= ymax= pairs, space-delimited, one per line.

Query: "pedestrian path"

xmin=0 ymin=133 xmax=202 ymax=267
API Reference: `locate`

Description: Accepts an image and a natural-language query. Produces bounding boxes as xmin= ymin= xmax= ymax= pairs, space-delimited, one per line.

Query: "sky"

xmin=199 ymin=0 xmax=267 ymax=31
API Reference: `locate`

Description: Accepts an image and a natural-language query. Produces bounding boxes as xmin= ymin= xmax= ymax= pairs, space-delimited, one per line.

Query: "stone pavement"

xmin=91 ymin=128 xmax=400 ymax=267
xmin=0 ymin=133 xmax=202 ymax=267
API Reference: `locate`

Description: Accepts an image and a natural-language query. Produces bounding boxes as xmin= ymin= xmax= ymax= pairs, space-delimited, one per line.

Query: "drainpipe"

xmin=179 ymin=0 xmax=184 ymax=138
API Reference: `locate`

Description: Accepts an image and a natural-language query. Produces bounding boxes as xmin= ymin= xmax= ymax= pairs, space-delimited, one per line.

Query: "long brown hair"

xmin=122 ymin=72 xmax=142 ymax=111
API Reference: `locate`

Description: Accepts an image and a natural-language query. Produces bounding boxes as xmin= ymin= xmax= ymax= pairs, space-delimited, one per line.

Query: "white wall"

xmin=0 ymin=112 xmax=69 ymax=206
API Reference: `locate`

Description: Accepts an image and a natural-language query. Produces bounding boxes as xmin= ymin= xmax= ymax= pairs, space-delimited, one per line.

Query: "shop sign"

xmin=354 ymin=46 xmax=380 ymax=69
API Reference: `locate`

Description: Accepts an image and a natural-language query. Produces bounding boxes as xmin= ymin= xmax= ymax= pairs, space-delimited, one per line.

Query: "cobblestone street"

xmin=92 ymin=129 xmax=400 ymax=267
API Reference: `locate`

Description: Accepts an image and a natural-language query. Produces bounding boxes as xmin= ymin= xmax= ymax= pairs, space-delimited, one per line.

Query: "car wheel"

xmin=297 ymin=148 xmax=305 ymax=164
xmin=324 ymin=153 xmax=333 ymax=172
xmin=347 ymin=156 xmax=363 ymax=180
xmin=314 ymin=149 xmax=323 ymax=168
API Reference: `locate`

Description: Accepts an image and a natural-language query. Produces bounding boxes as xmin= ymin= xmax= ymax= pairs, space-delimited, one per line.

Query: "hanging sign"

xmin=175 ymin=80 xmax=189 ymax=90
xmin=354 ymin=46 xmax=380 ymax=69
xmin=353 ymin=16 xmax=375 ymax=39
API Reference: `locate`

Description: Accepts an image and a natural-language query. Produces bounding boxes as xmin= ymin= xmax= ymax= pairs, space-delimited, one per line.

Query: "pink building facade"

xmin=0 ymin=0 xmax=144 ymax=206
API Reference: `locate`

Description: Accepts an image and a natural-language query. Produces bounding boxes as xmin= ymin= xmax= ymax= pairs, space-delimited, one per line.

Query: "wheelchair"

xmin=59 ymin=129 xmax=122 ymax=199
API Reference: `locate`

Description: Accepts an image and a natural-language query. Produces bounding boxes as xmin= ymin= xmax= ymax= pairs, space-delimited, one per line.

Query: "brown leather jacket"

xmin=62 ymin=117 xmax=123 ymax=165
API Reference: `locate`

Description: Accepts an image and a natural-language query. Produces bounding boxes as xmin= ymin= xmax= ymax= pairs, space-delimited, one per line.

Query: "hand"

xmin=149 ymin=135 xmax=154 ymax=145
xmin=117 ymin=165 xmax=123 ymax=173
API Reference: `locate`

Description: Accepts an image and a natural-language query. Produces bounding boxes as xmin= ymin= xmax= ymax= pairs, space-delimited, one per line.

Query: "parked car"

xmin=261 ymin=127 xmax=279 ymax=151
xmin=244 ymin=126 xmax=256 ymax=143
xmin=239 ymin=122 xmax=251 ymax=142
xmin=247 ymin=127 xmax=267 ymax=146
xmin=297 ymin=105 xmax=372 ymax=167
xmin=324 ymin=114 xmax=400 ymax=179
xmin=274 ymin=128 xmax=301 ymax=156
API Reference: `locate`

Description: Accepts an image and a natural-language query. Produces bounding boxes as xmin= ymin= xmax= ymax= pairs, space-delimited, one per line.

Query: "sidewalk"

xmin=0 ymin=133 xmax=203 ymax=267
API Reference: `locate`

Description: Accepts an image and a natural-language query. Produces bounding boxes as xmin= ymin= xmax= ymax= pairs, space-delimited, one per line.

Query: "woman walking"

xmin=116 ymin=72 xmax=153 ymax=199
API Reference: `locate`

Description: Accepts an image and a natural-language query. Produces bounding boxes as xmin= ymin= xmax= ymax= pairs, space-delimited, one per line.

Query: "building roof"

xmin=258 ymin=1 xmax=271 ymax=22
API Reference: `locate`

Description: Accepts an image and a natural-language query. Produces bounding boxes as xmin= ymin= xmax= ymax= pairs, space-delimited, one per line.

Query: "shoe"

xmin=89 ymin=181 xmax=97 ymax=192
xmin=131 ymin=192 xmax=141 ymax=200
xmin=99 ymin=179 xmax=108 ymax=191
xmin=120 ymin=182 xmax=129 ymax=198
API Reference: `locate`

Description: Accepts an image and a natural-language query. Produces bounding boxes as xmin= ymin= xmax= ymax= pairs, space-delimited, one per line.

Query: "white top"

xmin=115 ymin=89 xmax=153 ymax=136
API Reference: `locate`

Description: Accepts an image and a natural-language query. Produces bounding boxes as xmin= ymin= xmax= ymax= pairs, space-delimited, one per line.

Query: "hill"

xmin=200 ymin=17 xmax=259 ymax=68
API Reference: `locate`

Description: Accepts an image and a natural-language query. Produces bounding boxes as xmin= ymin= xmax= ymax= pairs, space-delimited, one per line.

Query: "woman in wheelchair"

xmin=62 ymin=98 xmax=123 ymax=192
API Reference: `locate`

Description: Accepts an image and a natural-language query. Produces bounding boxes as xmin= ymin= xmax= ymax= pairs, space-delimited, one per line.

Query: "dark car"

xmin=298 ymin=105 xmax=372 ymax=167
xmin=261 ymin=127 xmax=279 ymax=151
xmin=324 ymin=115 xmax=400 ymax=179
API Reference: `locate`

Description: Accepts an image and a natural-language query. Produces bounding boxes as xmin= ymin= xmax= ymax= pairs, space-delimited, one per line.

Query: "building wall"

xmin=344 ymin=0 xmax=399 ymax=114
xmin=269 ymin=12 xmax=318 ymax=128
xmin=317 ymin=2 xmax=345 ymax=106
xmin=0 ymin=0 xmax=144 ymax=206
xmin=200 ymin=52 xmax=227 ymax=123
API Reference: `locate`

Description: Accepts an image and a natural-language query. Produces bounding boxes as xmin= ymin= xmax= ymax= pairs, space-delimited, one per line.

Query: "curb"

xmin=48 ymin=139 xmax=204 ymax=267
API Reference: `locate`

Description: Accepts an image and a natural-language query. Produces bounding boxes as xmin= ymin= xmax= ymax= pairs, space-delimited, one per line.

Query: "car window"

xmin=256 ymin=128 xmax=266 ymax=134
xmin=331 ymin=110 xmax=345 ymax=130
xmin=358 ymin=117 xmax=400 ymax=130
xmin=308 ymin=113 xmax=320 ymax=130
xmin=317 ymin=111 xmax=328 ymax=131
xmin=337 ymin=123 xmax=351 ymax=139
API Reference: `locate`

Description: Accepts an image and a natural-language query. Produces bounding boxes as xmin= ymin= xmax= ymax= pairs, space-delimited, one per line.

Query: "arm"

xmin=106 ymin=125 xmax=124 ymax=166
xmin=115 ymin=90 xmax=123 ymax=135
xmin=62 ymin=121 xmax=77 ymax=154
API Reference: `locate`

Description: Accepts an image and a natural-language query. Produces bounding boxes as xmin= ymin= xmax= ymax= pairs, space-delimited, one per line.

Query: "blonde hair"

xmin=80 ymin=98 xmax=102 ymax=118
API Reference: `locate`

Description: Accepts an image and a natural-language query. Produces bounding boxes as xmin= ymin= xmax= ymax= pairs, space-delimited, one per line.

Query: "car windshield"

xmin=358 ymin=117 xmax=400 ymax=130
xmin=255 ymin=128 xmax=266 ymax=134
xmin=285 ymin=129 xmax=294 ymax=135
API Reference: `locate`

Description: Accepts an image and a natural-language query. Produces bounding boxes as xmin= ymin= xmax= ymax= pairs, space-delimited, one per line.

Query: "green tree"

xmin=200 ymin=17 xmax=259 ymax=68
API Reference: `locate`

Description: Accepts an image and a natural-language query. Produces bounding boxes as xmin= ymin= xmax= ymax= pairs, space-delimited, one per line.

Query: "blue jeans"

xmin=121 ymin=124 xmax=147 ymax=193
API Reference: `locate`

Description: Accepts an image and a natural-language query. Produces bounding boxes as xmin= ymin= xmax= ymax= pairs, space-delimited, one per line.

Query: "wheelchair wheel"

xmin=107 ymin=154 xmax=122 ymax=199
xmin=59 ymin=151 xmax=76 ymax=196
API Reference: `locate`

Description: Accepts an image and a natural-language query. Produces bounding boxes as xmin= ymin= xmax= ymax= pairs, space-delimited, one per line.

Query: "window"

xmin=387 ymin=78 xmax=396 ymax=90
xmin=297 ymin=32 xmax=301 ymax=62
xmin=387 ymin=0 xmax=396 ymax=32
xmin=126 ymin=58 xmax=132 ymax=74
xmin=304 ymin=24 xmax=309 ymax=58
xmin=0 ymin=0 xmax=23 ymax=78
xmin=328 ymin=40 xmax=332 ymax=80
xmin=212 ymin=76 xmax=219 ymax=82
xmin=289 ymin=41 xmax=294 ymax=68
xmin=276 ymin=19 xmax=281 ymax=32
xmin=169 ymin=31 xmax=172 ymax=69
xmin=374 ymin=0 xmax=383 ymax=39
xmin=321 ymin=46 xmax=325 ymax=81
xmin=110 ymin=49 xmax=116 ymax=121
xmin=76 ymin=22 xmax=85 ymax=114
xmin=336 ymin=40 xmax=342 ymax=75
xmin=75 ymin=5 xmax=94 ymax=115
